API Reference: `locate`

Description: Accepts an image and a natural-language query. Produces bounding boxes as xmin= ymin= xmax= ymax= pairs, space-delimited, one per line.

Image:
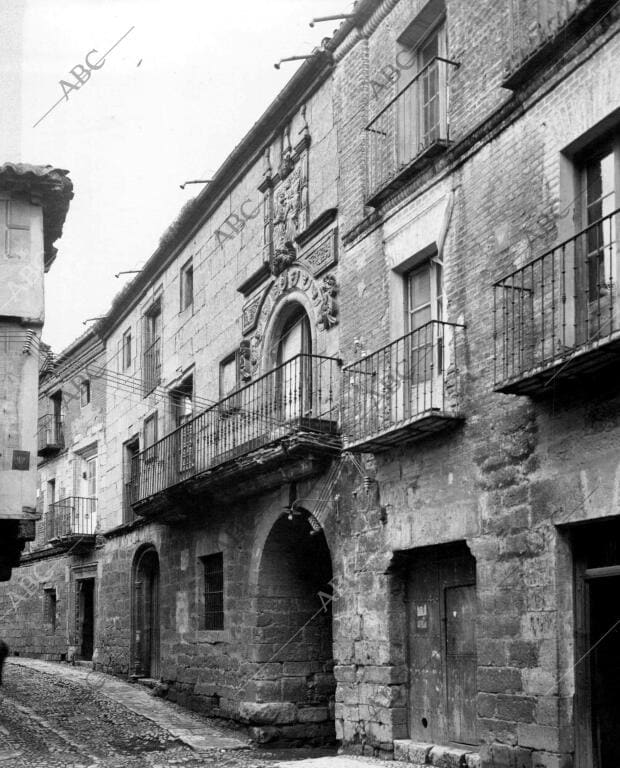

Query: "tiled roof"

xmin=0 ymin=162 xmax=74 ymax=270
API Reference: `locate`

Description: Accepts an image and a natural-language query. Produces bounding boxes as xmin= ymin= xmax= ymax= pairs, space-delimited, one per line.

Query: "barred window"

xmin=202 ymin=553 xmax=224 ymax=630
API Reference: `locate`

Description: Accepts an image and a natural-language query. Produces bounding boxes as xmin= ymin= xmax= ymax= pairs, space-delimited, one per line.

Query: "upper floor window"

xmin=122 ymin=328 xmax=132 ymax=370
xmin=1 ymin=199 xmax=30 ymax=259
xmin=398 ymin=20 xmax=447 ymax=161
xmin=581 ymin=144 xmax=617 ymax=301
xmin=405 ymin=258 xmax=443 ymax=333
xmin=405 ymin=258 xmax=444 ymax=383
xmin=143 ymin=299 xmax=162 ymax=394
xmin=219 ymin=354 xmax=238 ymax=400
xmin=170 ymin=375 xmax=193 ymax=428
xmin=123 ymin=436 xmax=140 ymax=524
xmin=493 ymin=126 xmax=620 ymax=393
xmin=180 ymin=259 xmax=193 ymax=312
xmin=80 ymin=380 xmax=91 ymax=407
xmin=367 ymin=0 xmax=455 ymax=199
xmin=144 ymin=413 xmax=158 ymax=449
xmin=144 ymin=299 xmax=162 ymax=347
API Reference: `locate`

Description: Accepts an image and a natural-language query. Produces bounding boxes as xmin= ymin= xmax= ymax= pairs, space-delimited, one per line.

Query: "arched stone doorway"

xmin=131 ymin=545 xmax=160 ymax=679
xmin=252 ymin=511 xmax=336 ymax=743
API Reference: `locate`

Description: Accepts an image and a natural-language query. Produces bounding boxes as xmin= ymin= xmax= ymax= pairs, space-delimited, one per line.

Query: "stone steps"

xmin=394 ymin=741 xmax=480 ymax=768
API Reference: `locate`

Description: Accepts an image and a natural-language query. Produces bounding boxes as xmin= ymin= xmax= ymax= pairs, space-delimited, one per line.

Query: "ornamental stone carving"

xmin=317 ymin=274 xmax=338 ymax=330
xmin=260 ymin=109 xmax=310 ymax=278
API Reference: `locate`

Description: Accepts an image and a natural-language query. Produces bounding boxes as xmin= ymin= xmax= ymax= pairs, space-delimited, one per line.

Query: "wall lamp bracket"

xmin=114 ymin=270 xmax=143 ymax=279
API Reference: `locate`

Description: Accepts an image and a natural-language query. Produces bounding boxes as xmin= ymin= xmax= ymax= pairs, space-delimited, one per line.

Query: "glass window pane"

xmin=410 ymin=267 xmax=431 ymax=309
xmin=411 ymin=305 xmax=432 ymax=330
xmin=601 ymin=152 xmax=615 ymax=217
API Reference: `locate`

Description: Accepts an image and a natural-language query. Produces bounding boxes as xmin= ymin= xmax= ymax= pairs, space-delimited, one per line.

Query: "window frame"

xmin=395 ymin=13 xmax=448 ymax=168
xmin=123 ymin=435 xmax=140 ymax=523
xmin=143 ymin=297 xmax=162 ymax=394
xmin=180 ymin=259 xmax=194 ymax=313
xmin=201 ymin=552 xmax=224 ymax=631
xmin=219 ymin=352 xmax=239 ymax=401
xmin=122 ymin=328 xmax=132 ymax=370
xmin=143 ymin=412 xmax=159 ymax=463
xmin=80 ymin=380 xmax=91 ymax=408
xmin=43 ymin=588 xmax=57 ymax=632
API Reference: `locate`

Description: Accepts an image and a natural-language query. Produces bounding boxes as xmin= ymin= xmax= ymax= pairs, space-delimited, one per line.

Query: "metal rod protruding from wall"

xmin=274 ymin=55 xmax=314 ymax=70
xmin=309 ymin=14 xmax=355 ymax=27
xmin=179 ymin=179 xmax=212 ymax=190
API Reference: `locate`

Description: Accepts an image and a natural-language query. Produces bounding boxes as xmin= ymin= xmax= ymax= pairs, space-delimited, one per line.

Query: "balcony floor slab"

xmin=131 ymin=430 xmax=342 ymax=522
xmin=344 ymin=410 xmax=464 ymax=453
xmin=495 ymin=331 xmax=620 ymax=396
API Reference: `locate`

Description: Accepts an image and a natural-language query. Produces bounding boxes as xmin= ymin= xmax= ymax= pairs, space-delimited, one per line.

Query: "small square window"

xmin=122 ymin=329 xmax=132 ymax=370
xmin=202 ymin=553 xmax=224 ymax=630
xmin=80 ymin=380 xmax=91 ymax=407
xmin=180 ymin=260 xmax=194 ymax=311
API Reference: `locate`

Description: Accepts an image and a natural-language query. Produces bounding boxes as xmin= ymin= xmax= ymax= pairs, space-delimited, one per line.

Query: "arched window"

xmin=274 ymin=305 xmax=312 ymax=423
xmin=276 ymin=305 xmax=311 ymax=366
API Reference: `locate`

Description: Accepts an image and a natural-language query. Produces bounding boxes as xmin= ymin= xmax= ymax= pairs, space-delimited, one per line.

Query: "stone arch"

xmin=246 ymin=510 xmax=336 ymax=743
xmin=247 ymin=475 xmax=339 ymax=594
xmin=261 ymin=294 xmax=316 ymax=372
xmin=243 ymin=265 xmax=338 ymax=380
xmin=130 ymin=544 xmax=160 ymax=679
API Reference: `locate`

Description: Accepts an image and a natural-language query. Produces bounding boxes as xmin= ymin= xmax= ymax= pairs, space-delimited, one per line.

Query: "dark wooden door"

xmin=134 ymin=549 xmax=160 ymax=678
xmin=589 ymin=575 xmax=620 ymax=768
xmin=77 ymin=579 xmax=95 ymax=660
xmin=445 ymin=584 xmax=477 ymax=745
xmin=407 ymin=544 xmax=477 ymax=746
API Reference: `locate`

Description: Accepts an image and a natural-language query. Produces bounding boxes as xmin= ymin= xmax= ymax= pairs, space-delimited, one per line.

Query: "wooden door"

xmin=134 ymin=549 xmax=160 ymax=679
xmin=407 ymin=545 xmax=477 ymax=746
xmin=77 ymin=579 xmax=95 ymax=660
xmin=588 ymin=574 xmax=620 ymax=768
xmin=445 ymin=584 xmax=477 ymax=745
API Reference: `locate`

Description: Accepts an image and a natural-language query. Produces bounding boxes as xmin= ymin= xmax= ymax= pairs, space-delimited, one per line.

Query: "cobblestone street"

xmin=0 ymin=660 xmax=395 ymax=768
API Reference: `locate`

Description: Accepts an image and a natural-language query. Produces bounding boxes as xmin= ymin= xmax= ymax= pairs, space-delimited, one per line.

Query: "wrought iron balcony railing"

xmin=46 ymin=497 xmax=97 ymax=541
xmin=343 ymin=320 xmax=465 ymax=452
xmin=37 ymin=414 xmax=64 ymax=456
xmin=366 ymin=56 xmax=459 ymax=202
xmin=143 ymin=337 xmax=161 ymax=395
xmin=494 ymin=208 xmax=620 ymax=394
xmin=130 ymin=354 xmax=340 ymax=504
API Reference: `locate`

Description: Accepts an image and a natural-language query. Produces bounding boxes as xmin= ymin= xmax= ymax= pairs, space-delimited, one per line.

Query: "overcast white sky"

xmin=6 ymin=0 xmax=350 ymax=352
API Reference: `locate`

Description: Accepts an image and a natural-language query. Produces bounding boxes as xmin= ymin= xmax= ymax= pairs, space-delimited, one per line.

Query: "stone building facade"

xmin=0 ymin=163 xmax=73 ymax=581
xmin=2 ymin=1 xmax=620 ymax=766
xmin=0 ymin=330 xmax=105 ymax=660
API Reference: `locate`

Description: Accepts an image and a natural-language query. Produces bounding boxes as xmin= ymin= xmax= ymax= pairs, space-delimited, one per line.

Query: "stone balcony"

xmin=129 ymin=354 xmax=341 ymax=521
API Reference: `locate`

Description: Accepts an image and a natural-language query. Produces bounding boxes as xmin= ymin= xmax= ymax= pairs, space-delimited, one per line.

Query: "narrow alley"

xmin=0 ymin=660 xmax=394 ymax=768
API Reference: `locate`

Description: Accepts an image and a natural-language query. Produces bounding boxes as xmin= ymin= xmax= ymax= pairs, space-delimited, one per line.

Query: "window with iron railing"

xmin=46 ymin=497 xmax=97 ymax=540
xmin=343 ymin=320 xmax=464 ymax=451
xmin=494 ymin=207 xmax=620 ymax=392
xmin=366 ymin=27 xmax=459 ymax=200
xmin=202 ymin=552 xmax=224 ymax=630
